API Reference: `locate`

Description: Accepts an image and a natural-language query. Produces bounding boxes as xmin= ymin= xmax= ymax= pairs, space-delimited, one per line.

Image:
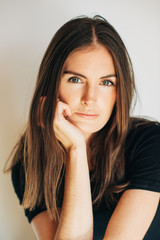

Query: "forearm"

xmin=55 ymin=145 xmax=93 ymax=240
xmin=103 ymin=190 xmax=160 ymax=240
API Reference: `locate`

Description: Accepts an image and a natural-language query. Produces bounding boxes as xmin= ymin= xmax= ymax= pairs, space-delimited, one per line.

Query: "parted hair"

xmin=5 ymin=15 xmax=135 ymax=221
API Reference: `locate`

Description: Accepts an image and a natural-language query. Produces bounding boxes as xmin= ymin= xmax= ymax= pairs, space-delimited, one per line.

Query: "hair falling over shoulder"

xmin=4 ymin=15 xmax=136 ymax=221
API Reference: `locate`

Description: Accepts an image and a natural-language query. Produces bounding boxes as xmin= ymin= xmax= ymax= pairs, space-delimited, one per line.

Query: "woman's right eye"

xmin=68 ymin=77 xmax=81 ymax=83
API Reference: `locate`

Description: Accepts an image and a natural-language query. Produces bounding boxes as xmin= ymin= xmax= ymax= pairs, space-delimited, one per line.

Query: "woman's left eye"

xmin=100 ymin=80 xmax=114 ymax=86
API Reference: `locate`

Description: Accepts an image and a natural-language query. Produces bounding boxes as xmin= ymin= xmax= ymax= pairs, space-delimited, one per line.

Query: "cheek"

xmin=111 ymin=92 xmax=117 ymax=108
xmin=101 ymin=90 xmax=116 ymax=110
xmin=59 ymin=86 xmax=69 ymax=102
xmin=100 ymin=93 xmax=116 ymax=121
xmin=59 ymin=88 xmax=78 ymax=107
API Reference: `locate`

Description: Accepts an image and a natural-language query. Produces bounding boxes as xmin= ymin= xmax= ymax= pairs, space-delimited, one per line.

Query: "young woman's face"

xmin=59 ymin=44 xmax=117 ymax=139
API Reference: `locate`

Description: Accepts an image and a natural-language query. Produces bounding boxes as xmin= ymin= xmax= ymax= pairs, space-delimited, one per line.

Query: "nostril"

xmin=81 ymin=97 xmax=96 ymax=106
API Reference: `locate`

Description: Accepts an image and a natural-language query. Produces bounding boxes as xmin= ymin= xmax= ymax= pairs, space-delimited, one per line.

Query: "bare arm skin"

xmin=31 ymin=100 xmax=93 ymax=240
xmin=31 ymin=211 xmax=58 ymax=240
xmin=31 ymin=189 xmax=159 ymax=240
xmin=31 ymin=149 xmax=93 ymax=240
xmin=103 ymin=189 xmax=160 ymax=240
xmin=55 ymin=145 xmax=93 ymax=240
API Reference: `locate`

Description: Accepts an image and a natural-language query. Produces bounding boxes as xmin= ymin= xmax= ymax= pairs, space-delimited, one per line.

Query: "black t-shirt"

xmin=11 ymin=120 xmax=160 ymax=240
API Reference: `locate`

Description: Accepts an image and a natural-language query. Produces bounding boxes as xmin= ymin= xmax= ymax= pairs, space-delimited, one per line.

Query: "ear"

xmin=37 ymin=96 xmax=46 ymax=128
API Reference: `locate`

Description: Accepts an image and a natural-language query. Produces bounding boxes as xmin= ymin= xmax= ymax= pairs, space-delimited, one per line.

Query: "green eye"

xmin=69 ymin=77 xmax=81 ymax=83
xmin=101 ymin=80 xmax=113 ymax=86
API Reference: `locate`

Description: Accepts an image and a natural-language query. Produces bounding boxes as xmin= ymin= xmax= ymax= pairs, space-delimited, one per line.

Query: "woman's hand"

xmin=53 ymin=100 xmax=85 ymax=151
xmin=53 ymin=100 xmax=93 ymax=239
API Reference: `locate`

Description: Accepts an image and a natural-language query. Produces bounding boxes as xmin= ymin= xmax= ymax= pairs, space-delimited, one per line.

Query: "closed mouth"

xmin=75 ymin=112 xmax=99 ymax=119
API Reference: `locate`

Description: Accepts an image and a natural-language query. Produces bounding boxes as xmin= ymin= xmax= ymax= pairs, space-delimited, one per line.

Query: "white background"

xmin=0 ymin=0 xmax=160 ymax=239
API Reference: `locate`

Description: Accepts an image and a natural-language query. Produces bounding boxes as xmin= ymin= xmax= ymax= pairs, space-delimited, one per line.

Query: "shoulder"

xmin=11 ymin=158 xmax=48 ymax=223
xmin=125 ymin=117 xmax=160 ymax=154
xmin=124 ymin=117 xmax=160 ymax=192
xmin=128 ymin=117 xmax=160 ymax=136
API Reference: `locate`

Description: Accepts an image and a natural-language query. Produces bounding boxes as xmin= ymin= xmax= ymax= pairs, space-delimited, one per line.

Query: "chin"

xmin=76 ymin=123 xmax=103 ymax=135
xmin=69 ymin=118 xmax=107 ymax=135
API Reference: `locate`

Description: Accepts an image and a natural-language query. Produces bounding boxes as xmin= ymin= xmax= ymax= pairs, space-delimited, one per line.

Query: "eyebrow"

xmin=63 ymin=70 xmax=117 ymax=80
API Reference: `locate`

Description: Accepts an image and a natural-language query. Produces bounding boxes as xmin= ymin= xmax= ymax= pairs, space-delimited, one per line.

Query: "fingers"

xmin=54 ymin=100 xmax=73 ymax=148
xmin=56 ymin=100 xmax=72 ymax=119
xmin=54 ymin=99 xmax=85 ymax=150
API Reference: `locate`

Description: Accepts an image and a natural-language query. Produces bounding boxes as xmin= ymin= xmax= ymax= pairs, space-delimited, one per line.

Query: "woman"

xmin=5 ymin=16 xmax=160 ymax=240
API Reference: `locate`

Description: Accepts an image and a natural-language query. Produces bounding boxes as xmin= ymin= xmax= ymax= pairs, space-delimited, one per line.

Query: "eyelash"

xmin=100 ymin=80 xmax=114 ymax=86
xmin=68 ymin=76 xmax=115 ymax=86
xmin=68 ymin=77 xmax=82 ymax=83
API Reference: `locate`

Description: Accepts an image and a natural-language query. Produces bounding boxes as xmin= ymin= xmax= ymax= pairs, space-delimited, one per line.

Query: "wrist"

xmin=68 ymin=142 xmax=86 ymax=155
xmin=66 ymin=143 xmax=87 ymax=165
xmin=67 ymin=137 xmax=86 ymax=152
xmin=65 ymin=140 xmax=89 ymax=171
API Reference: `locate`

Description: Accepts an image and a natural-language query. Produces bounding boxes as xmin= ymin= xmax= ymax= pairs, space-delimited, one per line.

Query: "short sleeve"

xmin=125 ymin=123 xmax=160 ymax=192
xmin=11 ymin=161 xmax=46 ymax=223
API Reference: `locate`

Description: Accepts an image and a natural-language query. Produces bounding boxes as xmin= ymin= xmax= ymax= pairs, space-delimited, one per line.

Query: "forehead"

xmin=63 ymin=44 xmax=115 ymax=74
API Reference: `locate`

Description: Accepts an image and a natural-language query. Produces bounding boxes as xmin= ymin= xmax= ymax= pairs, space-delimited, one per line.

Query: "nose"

xmin=81 ymin=84 xmax=97 ymax=106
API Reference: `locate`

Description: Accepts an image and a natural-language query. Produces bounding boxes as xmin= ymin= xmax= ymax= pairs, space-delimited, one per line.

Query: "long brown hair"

xmin=4 ymin=15 xmax=135 ymax=221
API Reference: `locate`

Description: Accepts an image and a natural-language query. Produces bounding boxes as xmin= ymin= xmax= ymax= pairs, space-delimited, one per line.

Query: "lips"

xmin=75 ymin=112 xmax=99 ymax=119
